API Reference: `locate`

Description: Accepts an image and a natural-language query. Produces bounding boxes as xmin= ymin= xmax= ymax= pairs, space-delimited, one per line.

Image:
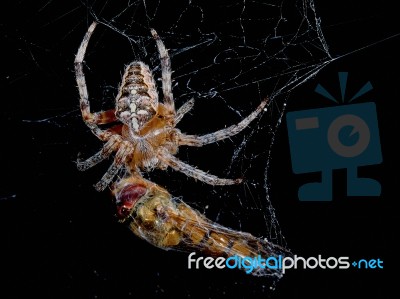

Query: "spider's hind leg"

xmin=158 ymin=150 xmax=242 ymax=186
xmin=178 ymin=98 xmax=268 ymax=147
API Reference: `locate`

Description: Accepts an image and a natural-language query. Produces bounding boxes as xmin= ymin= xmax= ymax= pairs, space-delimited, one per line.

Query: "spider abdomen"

xmin=115 ymin=62 xmax=159 ymax=132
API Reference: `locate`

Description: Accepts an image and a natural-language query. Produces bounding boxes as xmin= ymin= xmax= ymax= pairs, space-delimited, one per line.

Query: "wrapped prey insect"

xmin=112 ymin=175 xmax=290 ymax=277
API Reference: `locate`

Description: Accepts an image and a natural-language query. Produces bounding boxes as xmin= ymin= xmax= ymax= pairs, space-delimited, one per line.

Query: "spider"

xmin=75 ymin=22 xmax=268 ymax=191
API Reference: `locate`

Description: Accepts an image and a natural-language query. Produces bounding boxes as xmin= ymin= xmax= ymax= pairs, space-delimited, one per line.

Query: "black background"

xmin=1 ymin=0 xmax=397 ymax=298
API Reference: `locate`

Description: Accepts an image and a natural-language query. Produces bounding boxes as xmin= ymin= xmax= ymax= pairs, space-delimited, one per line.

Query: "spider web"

xmin=5 ymin=0 xmax=392 ymax=297
xmin=77 ymin=0 xmax=331 ymax=222
xmin=10 ymin=0 xmax=331 ymax=295
xmin=72 ymin=0 xmax=332 ymax=293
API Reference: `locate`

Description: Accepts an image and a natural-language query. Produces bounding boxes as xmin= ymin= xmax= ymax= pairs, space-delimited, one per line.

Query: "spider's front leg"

xmin=175 ymin=98 xmax=194 ymax=124
xmin=75 ymin=21 xmax=118 ymax=141
xmin=151 ymin=28 xmax=174 ymax=111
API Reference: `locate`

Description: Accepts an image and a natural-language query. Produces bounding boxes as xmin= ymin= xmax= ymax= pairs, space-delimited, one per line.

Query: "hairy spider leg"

xmin=75 ymin=21 xmax=117 ymax=141
xmin=94 ymin=141 xmax=134 ymax=191
xmin=77 ymin=133 xmax=123 ymax=171
xmin=157 ymin=150 xmax=242 ymax=185
xmin=175 ymin=98 xmax=195 ymax=124
xmin=157 ymin=98 xmax=268 ymax=185
xmin=151 ymin=29 xmax=174 ymax=112
xmin=178 ymin=98 xmax=268 ymax=147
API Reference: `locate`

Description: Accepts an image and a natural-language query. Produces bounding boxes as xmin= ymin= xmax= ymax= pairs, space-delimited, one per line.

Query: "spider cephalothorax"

xmin=75 ymin=22 xmax=268 ymax=192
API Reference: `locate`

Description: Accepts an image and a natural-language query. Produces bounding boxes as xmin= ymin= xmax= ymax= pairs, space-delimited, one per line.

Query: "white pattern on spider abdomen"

xmin=115 ymin=62 xmax=159 ymax=132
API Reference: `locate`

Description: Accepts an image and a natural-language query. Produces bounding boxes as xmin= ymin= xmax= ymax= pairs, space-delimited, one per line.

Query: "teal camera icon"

xmin=286 ymin=102 xmax=382 ymax=201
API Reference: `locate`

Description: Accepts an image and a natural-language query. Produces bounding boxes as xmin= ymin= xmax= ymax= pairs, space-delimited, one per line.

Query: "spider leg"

xmin=178 ymin=98 xmax=268 ymax=147
xmin=75 ymin=21 xmax=113 ymax=141
xmin=150 ymin=29 xmax=174 ymax=111
xmin=90 ymin=109 xmax=117 ymax=125
xmin=175 ymin=98 xmax=194 ymax=124
xmin=158 ymin=150 xmax=242 ymax=186
xmin=105 ymin=123 xmax=123 ymax=135
xmin=77 ymin=134 xmax=122 ymax=171
xmin=94 ymin=142 xmax=133 ymax=191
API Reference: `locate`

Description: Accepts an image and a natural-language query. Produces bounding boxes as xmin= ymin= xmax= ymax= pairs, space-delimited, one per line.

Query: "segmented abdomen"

xmin=115 ymin=62 xmax=159 ymax=132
